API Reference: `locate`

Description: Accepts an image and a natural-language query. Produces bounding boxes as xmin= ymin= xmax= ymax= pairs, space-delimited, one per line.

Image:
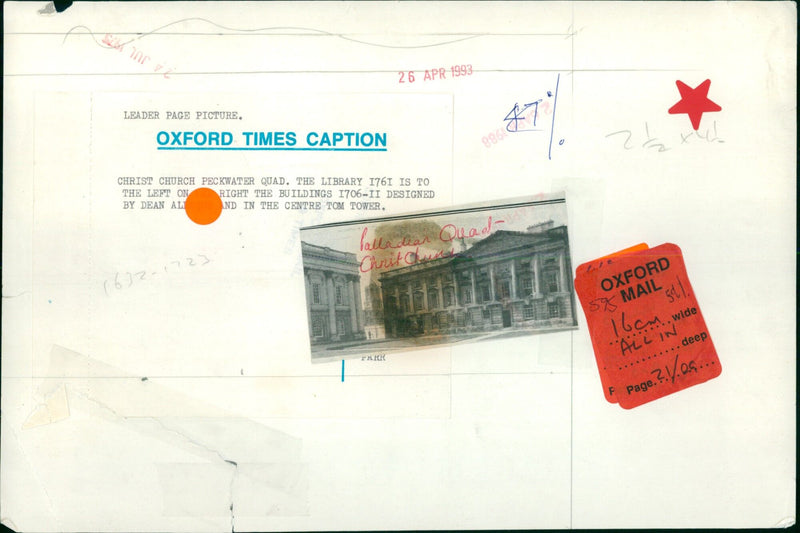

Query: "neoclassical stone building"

xmin=302 ymin=242 xmax=365 ymax=344
xmin=379 ymin=222 xmax=576 ymax=337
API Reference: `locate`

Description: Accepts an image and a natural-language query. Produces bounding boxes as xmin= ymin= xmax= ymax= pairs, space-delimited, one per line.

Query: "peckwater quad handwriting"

xmin=300 ymin=194 xmax=578 ymax=363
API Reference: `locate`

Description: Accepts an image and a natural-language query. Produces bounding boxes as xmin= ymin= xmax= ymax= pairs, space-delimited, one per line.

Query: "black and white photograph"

xmin=300 ymin=193 xmax=578 ymax=362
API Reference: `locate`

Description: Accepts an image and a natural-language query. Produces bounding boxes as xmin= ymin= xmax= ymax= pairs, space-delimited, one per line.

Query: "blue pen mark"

xmin=157 ymin=147 xmax=387 ymax=152
xmin=547 ymin=73 xmax=561 ymax=160
xmin=341 ymin=360 xmax=345 ymax=382
xmin=504 ymin=100 xmax=543 ymax=132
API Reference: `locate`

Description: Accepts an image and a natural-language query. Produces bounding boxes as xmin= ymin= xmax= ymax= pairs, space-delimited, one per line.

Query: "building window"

xmin=482 ymin=286 xmax=491 ymax=302
xmin=444 ymin=286 xmax=454 ymax=307
xmin=312 ymin=283 xmax=321 ymax=304
xmin=522 ymin=277 xmax=533 ymax=296
xmin=428 ymin=290 xmax=439 ymax=309
xmin=544 ymin=271 xmax=559 ymax=293
xmin=523 ymin=304 xmax=534 ymax=319
xmin=482 ymin=309 xmax=491 ymax=319
xmin=413 ymin=278 xmax=423 ymax=289
xmin=548 ymin=302 xmax=560 ymax=318
xmin=463 ymin=287 xmax=472 ymax=304
xmin=438 ymin=312 xmax=449 ymax=327
xmin=400 ymin=294 xmax=409 ymax=313
xmin=312 ymin=318 xmax=324 ymax=337
xmin=456 ymin=312 xmax=466 ymax=326
xmin=498 ymin=280 xmax=510 ymax=299
xmin=414 ymin=291 xmax=424 ymax=311
xmin=470 ymin=307 xmax=482 ymax=323
xmin=337 ymin=316 xmax=348 ymax=334
xmin=335 ymin=285 xmax=344 ymax=305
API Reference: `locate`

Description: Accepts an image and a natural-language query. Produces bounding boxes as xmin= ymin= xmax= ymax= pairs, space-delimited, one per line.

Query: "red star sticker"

xmin=668 ymin=79 xmax=721 ymax=130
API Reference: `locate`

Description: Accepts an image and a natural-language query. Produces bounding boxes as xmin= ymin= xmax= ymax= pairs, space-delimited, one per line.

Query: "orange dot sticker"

xmin=185 ymin=188 xmax=223 ymax=225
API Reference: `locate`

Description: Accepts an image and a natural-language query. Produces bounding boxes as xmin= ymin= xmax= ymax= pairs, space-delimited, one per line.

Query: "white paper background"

xmin=2 ymin=1 xmax=796 ymax=531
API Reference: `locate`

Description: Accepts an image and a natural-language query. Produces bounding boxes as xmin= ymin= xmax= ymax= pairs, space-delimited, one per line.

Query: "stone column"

xmin=354 ymin=277 xmax=364 ymax=331
xmin=489 ymin=264 xmax=496 ymax=301
xmin=510 ymin=260 xmax=517 ymax=299
xmin=326 ymin=274 xmax=337 ymax=337
xmin=381 ymin=287 xmax=389 ymax=313
xmin=348 ymin=278 xmax=358 ymax=333
xmin=558 ymin=251 xmax=566 ymax=292
xmin=407 ymin=282 xmax=414 ymax=313
xmin=304 ymin=270 xmax=313 ymax=334
xmin=394 ymin=286 xmax=401 ymax=314
xmin=532 ymin=255 xmax=540 ymax=294
xmin=422 ymin=279 xmax=429 ymax=310
xmin=470 ymin=269 xmax=477 ymax=304
xmin=452 ymin=271 xmax=460 ymax=307
xmin=437 ymin=276 xmax=444 ymax=308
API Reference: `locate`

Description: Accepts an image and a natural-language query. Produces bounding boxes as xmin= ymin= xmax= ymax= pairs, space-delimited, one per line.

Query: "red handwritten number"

xmin=398 ymin=72 xmax=404 ymax=83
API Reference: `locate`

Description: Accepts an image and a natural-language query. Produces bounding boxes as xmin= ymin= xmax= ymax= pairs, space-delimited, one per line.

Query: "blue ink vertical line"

xmin=341 ymin=360 xmax=345 ymax=382
xmin=547 ymin=73 xmax=561 ymax=160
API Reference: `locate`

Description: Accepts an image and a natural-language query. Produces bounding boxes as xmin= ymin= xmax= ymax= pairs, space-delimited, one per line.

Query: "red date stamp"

xmin=398 ymin=64 xmax=473 ymax=84
xmin=101 ymin=33 xmax=176 ymax=79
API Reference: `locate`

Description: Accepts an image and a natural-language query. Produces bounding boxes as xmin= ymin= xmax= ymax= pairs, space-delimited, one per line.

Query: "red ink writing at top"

xmin=360 ymin=227 xmax=432 ymax=252
xmin=359 ymin=216 xmax=502 ymax=273
xmin=439 ymin=216 xmax=503 ymax=242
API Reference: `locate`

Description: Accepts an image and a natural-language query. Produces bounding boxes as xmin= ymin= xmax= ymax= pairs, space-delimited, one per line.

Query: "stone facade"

xmin=302 ymin=242 xmax=365 ymax=344
xmin=379 ymin=225 xmax=576 ymax=337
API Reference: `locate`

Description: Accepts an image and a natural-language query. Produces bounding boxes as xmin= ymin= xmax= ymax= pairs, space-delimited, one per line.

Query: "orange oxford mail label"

xmin=574 ymin=243 xmax=721 ymax=409
xmin=574 ymin=242 xmax=650 ymax=404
